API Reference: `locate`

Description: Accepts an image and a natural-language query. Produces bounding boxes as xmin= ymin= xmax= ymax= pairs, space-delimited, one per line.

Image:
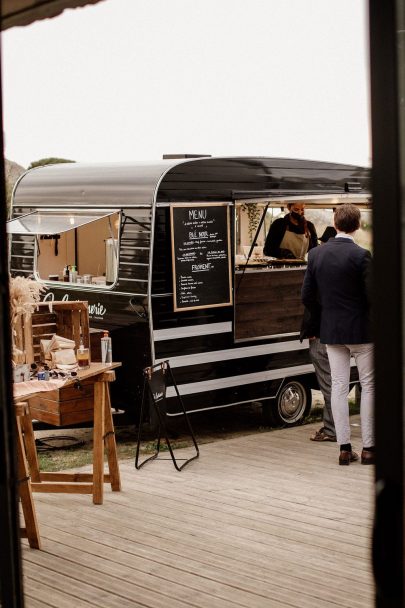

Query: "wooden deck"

xmin=22 ymin=416 xmax=374 ymax=608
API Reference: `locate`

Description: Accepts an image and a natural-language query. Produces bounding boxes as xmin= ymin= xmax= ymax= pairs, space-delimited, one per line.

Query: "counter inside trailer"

xmin=234 ymin=263 xmax=306 ymax=341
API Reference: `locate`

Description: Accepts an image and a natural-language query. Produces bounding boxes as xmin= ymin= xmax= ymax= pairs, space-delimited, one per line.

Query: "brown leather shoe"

xmin=310 ymin=428 xmax=337 ymax=442
xmin=339 ymin=450 xmax=359 ymax=466
xmin=361 ymin=449 xmax=376 ymax=465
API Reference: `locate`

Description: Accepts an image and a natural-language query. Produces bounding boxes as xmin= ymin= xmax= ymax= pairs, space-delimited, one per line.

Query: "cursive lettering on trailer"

xmin=43 ymin=292 xmax=107 ymax=318
xmin=88 ymin=302 xmax=107 ymax=316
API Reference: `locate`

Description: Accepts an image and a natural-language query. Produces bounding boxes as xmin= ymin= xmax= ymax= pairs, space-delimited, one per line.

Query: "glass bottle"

xmin=76 ymin=336 xmax=90 ymax=369
xmin=101 ymin=330 xmax=112 ymax=365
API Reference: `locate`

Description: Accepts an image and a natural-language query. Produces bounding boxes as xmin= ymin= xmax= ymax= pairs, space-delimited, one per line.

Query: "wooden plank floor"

xmin=22 ymin=415 xmax=374 ymax=608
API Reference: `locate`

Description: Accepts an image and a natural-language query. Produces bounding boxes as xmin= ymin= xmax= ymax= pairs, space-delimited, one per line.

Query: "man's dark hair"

xmin=334 ymin=204 xmax=361 ymax=233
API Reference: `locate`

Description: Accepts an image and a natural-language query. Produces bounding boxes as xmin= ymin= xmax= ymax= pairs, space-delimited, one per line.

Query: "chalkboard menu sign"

xmin=170 ymin=203 xmax=233 ymax=311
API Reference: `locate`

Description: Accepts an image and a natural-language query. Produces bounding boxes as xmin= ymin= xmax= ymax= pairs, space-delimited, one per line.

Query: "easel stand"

xmin=135 ymin=361 xmax=199 ymax=471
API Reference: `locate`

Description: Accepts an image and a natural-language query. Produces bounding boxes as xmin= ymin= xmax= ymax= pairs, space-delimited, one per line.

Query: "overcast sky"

xmin=2 ymin=0 xmax=370 ymax=169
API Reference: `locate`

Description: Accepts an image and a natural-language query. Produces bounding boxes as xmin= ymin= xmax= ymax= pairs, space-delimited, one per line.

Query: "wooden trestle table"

xmin=19 ymin=362 xmax=122 ymax=513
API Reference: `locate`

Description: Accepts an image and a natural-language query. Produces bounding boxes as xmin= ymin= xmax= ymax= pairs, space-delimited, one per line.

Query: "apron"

xmin=279 ymin=227 xmax=310 ymax=260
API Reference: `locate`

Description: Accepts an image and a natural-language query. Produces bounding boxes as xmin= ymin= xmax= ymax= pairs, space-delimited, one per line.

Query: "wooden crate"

xmin=29 ymin=378 xmax=94 ymax=426
xmin=30 ymin=301 xmax=90 ymax=364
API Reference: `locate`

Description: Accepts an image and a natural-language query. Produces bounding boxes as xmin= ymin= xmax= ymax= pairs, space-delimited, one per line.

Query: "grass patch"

xmin=37 ymin=434 xmax=194 ymax=472
xmin=38 ymin=450 xmax=94 ymax=472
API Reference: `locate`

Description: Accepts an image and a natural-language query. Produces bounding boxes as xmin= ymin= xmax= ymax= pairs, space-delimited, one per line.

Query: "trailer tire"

xmin=263 ymin=379 xmax=312 ymax=427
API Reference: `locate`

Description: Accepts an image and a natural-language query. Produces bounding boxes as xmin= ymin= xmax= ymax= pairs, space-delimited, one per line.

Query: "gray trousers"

xmin=309 ymin=338 xmax=335 ymax=437
xmin=326 ymin=343 xmax=374 ymax=447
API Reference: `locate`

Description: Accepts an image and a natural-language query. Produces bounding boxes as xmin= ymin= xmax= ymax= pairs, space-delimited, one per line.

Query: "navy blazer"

xmin=301 ymin=237 xmax=372 ymax=344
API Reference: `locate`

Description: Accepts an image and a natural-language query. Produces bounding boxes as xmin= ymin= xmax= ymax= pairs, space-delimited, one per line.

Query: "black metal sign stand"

xmin=135 ymin=361 xmax=199 ymax=471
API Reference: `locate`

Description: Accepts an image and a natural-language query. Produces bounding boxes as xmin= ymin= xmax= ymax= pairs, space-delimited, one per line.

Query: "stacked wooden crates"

xmin=30 ymin=301 xmax=90 ymax=363
xmin=28 ymin=301 xmax=94 ymax=426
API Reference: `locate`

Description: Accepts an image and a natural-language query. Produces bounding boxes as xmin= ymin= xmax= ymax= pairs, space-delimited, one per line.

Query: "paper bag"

xmin=51 ymin=348 xmax=77 ymax=366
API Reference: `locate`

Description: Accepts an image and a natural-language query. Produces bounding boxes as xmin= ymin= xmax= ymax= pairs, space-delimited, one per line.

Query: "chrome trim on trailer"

xmin=148 ymin=201 xmax=156 ymax=364
xmin=167 ymin=394 xmax=279 ymax=416
xmin=43 ymin=286 xmax=148 ymax=297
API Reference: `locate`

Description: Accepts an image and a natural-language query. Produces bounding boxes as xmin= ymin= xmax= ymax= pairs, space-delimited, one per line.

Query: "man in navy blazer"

xmin=302 ymin=204 xmax=374 ymax=466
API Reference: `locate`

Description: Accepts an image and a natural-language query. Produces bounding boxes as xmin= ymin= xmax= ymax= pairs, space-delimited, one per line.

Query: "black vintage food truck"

xmin=7 ymin=156 xmax=372 ymax=425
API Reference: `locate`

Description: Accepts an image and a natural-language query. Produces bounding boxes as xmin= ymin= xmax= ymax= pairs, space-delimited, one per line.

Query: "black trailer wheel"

xmin=263 ymin=379 xmax=312 ymax=427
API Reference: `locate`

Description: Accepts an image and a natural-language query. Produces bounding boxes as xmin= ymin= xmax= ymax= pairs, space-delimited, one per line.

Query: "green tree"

xmin=27 ymin=157 xmax=75 ymax=170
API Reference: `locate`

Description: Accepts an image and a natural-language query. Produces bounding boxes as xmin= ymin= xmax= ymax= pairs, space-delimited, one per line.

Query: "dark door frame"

xmin=369 ymin=1 xmax=404 ymax=606
xmin=0 ymin=58 xmax=25 ymax=607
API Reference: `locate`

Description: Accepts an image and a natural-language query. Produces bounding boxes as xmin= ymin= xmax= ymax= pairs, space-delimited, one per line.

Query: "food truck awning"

xmin=1 ymin=0 xmax=104 ymax=30
xmin=234 ymin=192 xmax=372 ymax=208
xmin=6 ymin=209 xmax=115 ymax=235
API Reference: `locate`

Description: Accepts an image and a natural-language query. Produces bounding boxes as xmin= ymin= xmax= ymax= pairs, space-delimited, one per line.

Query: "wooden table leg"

xmin=104 ymin=382 xmax=121 ymax=492
xmin=93 ymin=379 xmax=105 ymax=505
xmin=20 ymin=403 xmax=41 ymax=483
xmin=15 ymin=408 xmax=41 ymax=549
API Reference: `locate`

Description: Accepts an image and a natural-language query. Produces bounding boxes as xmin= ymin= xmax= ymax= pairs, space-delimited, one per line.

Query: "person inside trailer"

xmin=263 ymin=202 xmax=318 ymax=259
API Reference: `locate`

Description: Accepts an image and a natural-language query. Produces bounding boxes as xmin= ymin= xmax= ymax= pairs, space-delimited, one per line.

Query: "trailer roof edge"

xmin=12 ymin=157 xmax=371 ymax=208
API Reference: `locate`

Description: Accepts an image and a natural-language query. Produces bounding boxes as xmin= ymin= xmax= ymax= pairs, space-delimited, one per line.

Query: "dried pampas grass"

xmin=9 ymin=276 xmax=45 ymax=325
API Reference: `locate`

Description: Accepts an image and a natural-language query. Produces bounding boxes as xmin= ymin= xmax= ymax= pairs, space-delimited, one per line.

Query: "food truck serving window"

xmin=234 ymin=197 xmax=372 ymax=342
xmin=7 ymin=210 xmax=120 ymax=288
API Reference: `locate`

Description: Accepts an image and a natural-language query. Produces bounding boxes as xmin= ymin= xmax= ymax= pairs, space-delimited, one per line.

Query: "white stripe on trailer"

xmin=156 ymin=339 xmax=308 ymax=368
xmin=166 ymin=364 xmax=316 ymax=397
xmin=166 ymin=358 xmax=357 ymax=398
xmin=153 ymin=321 xmax=232 ymax=341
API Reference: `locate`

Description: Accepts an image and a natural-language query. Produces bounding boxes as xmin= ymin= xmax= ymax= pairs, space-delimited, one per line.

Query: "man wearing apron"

xmin=263 ymin=202 xmax=318 ymax=259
